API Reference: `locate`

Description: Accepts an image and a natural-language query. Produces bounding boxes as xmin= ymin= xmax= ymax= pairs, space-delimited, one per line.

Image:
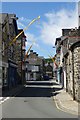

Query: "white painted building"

xmin=25 ymin=50 xmax=44 ymax=81
xmin=26 ymin=64 xmax=40 ymax=81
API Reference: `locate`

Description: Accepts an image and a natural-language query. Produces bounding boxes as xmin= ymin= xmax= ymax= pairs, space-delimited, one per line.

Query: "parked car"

xmin=43 ymin=75 xmax=49 ymax=80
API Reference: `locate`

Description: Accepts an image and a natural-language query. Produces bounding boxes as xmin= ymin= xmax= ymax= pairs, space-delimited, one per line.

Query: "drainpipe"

xmin=72 ymin=50 xmax=75 ymax=100
xmin=66 ymin=56 xmax=68 ymax=92
xmin=21 ymin=38 xmax=23 ymax=85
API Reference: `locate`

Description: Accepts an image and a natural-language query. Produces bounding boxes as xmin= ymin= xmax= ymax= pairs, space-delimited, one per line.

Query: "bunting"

xmin=2 ymin=16 xmax=40 ymax=52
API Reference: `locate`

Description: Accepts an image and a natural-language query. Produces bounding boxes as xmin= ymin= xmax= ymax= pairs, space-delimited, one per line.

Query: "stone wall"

xmin=66 ymin=45 xmax=80 ymax=102
xmin=73 ymin=46 xmax=80 ymax=102
xmin=66 ymin=51 xmax=73 ymax=96
xmin=66 ymin=55 xmax=70 ymax=93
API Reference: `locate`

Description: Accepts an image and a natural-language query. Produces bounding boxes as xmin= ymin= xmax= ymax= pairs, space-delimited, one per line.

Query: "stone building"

xmin=64 ymin=51 xmax=73 ymax=95
xmin=55 ymin=37 xmax=61 ymax=84
xmin=0 ymin=13 xmax=9 ymax=89
xmin=60 ymin=29 xmax=71 ymax=88
xmin=55 ymin=26 xmax=80 ymax=101
xmin=0 ymin=16 xmax=2 ymax=87
xmin=69 ymin=40 xmax=80 ymax=101
xmin=63 ymin=28 xmax=80 ymax=101
xmin=16 ymin=29 xmax=27 ymax=84
xmin=25 ymin=50 xmax=45 ymax=81
xmin=45 ymin=58 xmax=53 ymax=79
xmin=7 ymin=14 xmax=18 ymax=89
xmin=53 ymin=54 xmax=58 ymax=79
xmin=0 ymin=13 xmax=19 ymax=90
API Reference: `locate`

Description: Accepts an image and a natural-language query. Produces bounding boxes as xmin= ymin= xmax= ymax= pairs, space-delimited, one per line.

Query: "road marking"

xmin=25 ymin=85 xmax=53 ymax=88
xmin=0 ymin=86 xmax=25 ymax=105
xmin=26 ymin=80 xmax=53 ymax=83
xmin=0 ymin=97 xmax=10 ymax=105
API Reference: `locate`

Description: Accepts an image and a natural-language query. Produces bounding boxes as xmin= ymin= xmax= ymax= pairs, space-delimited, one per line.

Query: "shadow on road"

xmin=16 ymin=82 xmax=63 ymax=97
xmin=2 ymin=81 xmax=63 ymax=98
xmin=16 ymin=86 xmax=53 ymax=97
xmin=26 ymin=81 xmax=59 ymax=86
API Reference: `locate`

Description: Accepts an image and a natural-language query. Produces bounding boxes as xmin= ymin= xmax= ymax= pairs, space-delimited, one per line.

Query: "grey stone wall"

xmin=66 ymin=50 xmax=73 ymax=96
xmin=73 ymin=47 xmax=80 ymax=102
xmin=66 ymin=46 xmax=80 ymax=102
xmin=66 ymin=55 xmax=69 ymax=92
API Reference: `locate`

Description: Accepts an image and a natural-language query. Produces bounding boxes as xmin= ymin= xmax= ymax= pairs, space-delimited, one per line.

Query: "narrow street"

xmin=2 ymin=80 xmax=77 ymax=119
xmin=0 ymin=2 xmax=80 ymax=120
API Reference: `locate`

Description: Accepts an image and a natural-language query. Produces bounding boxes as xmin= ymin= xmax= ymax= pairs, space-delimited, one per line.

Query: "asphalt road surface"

xmin=1 ymin=80 xmax=78 ymax=119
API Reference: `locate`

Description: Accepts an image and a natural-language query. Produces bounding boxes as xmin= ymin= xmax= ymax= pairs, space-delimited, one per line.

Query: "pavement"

xmin=52 ymin=81 xmax=79 ymax=116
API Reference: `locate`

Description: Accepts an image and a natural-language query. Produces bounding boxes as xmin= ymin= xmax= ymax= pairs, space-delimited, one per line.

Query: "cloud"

xmin=17 ymin=7 xmax=78 ymax=50
xmin=17 ymin=17 xmax=31 ymax=29
xmin=25 ymin=32 xmax=39 ymax=48
xmin=40 ymin=8 xmax=78 ymax=46
xmin=19 ymin=17 xmax=31 ymax=23
xmin=17 ymin=21 xmax=25 ymax=29
xmin=17 ymin=18 xmax=40 ymax=49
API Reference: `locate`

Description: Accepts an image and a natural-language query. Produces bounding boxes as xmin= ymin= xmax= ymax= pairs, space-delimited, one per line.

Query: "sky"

xmin=2 ymin=2 xmax=78 ymax=58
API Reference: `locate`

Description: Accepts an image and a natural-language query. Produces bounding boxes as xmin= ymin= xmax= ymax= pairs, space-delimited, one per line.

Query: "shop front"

xmin=2 ymin=62 xmax=8 ymax=90
xmin=8 ymin=60 xmax=17 ymax=89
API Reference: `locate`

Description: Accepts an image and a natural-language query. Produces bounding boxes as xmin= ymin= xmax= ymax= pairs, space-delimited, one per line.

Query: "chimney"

xmin=36 ymin=54 xmax=38 ymax=56
xmin=30 ymin=50 xmax=33 ymax=53
xmin=33 ymin=52 xmax=36 ymax=56
xmin=62 ymin=29 xmax=71 ymax=36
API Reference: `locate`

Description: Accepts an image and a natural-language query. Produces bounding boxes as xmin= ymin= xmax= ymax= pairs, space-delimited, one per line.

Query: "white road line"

xmin=0 ymin=97 xmax=3 ymax=100
xmin=0 ymin=97 xmax=10 ymax=105
xmin=25 ymin=85 xmax=53 ymax=88
xmin=26 ymin=81 xmax=53 ymax=83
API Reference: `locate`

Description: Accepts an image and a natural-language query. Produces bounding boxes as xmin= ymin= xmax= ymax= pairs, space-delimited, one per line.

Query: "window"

xmin=11 ymin=46 xmax=13 ymax=53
